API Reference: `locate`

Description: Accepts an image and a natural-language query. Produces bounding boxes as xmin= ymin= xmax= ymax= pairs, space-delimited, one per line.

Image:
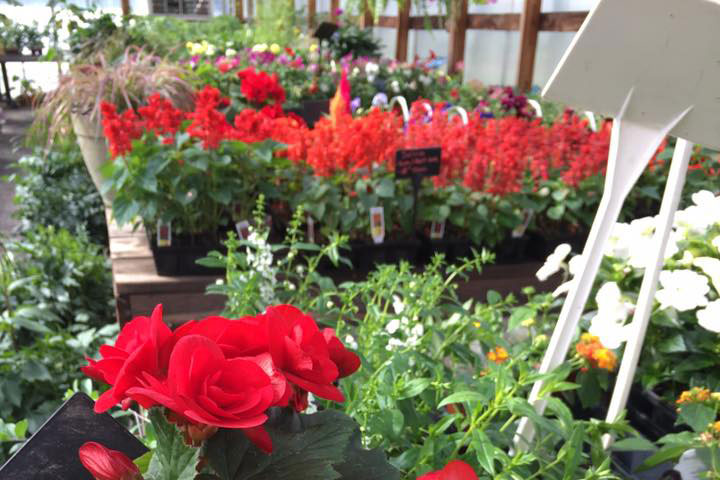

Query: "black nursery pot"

xmin=627 ymin=386 xmax=686 ymax=441
xmin=285 ymin=99 xmax=330 ymax=128
xmin=346 ymin=239 xmax=423 ymax=271
xmin=148 ymin=230 xmax=226 ymax=276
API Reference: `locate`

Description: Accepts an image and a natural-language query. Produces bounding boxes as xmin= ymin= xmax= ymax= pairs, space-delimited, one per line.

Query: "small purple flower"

xmin=350 ymin=97 xmax=361 ymax=113
xmin=334 ymin=8 xmax=344 ymax=16
xmin=371 ymin=92 xmax=388 ymax=107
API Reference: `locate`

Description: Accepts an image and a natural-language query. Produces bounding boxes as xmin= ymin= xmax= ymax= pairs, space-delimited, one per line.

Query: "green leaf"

xmin=547 ymin=204 xmax=565 ymax=220
xmin=438 ymin=391 xmax=490 ymax=408
xmin=14 ymin=419 xmax=27 ymax=439
xmin=637 ymin=444 xmax=689 ymax=472
xmin=205 ymin=409 xmax=397 ymax=480
xmin=209 ymin=189 xmax=232 ymax=205
xmin=657 ymin=334 xmax=686 ymax=353
xmin=612 ymin=436 xmax=657 ymax=452
xmin=561 ymin=425 xmax=584 ymax=479
xmin=471 ymin=430 xmax=496 ymax=475
xmin=146 ymin=409 xmax=200 ymax=480
xmin=134 ymin=451 xmax=153 ymax=474
xmin=398 ymin=378 xmax=431 ymax=399
xmin=486 ymin=290 xmax=502 ymax=304
xmin=508 ymin=306 xmax=535 ymax=330
xmin=21 ymin=360 xmax=52 ymax=382
xmin=551 ymin=189 xmax=569 ymax=201
xmin=678 ymin=403 xmax=717 ymax=433
xmin=375 ymin=178 xmax=395 ymax=198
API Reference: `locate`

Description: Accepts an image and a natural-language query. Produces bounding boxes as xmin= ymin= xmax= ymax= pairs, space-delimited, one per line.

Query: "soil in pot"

xmin=285 ymin=99 xmax=330 ymax=128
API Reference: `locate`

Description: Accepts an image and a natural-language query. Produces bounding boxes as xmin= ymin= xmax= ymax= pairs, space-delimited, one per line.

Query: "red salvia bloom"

xmin=185 ymin=86 xmax=234 ymax=149
xmin=236 ymin=67 xmax=286 ymax=105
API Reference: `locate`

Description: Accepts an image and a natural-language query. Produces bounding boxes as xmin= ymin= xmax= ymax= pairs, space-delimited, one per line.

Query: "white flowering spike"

xmin=536 ymin=243 xmax=572 ymax=281
xmin=697 ymin=300 xmax=720 ymax=333
xmin=655 ymin=269 xmax=709 ymax=311
xmin=392 ymin=295 xmax=405 ymax=315
xmin=344 ymin=334 xmax=358 ymax=350
xmin=713 ymin=236 xmax=720 ymax=253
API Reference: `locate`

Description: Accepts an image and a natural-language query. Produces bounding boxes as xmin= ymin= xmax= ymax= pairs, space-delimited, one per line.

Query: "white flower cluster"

xmin=385 ymin=295 xmax=425 ymax=351
xmin=239 ymin=229 xmax=277 ymax=307
xmin=538 ymin=189 xmax=720 ymax=343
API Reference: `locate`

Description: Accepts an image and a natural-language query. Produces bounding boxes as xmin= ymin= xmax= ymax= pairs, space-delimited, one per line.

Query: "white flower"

xmin=551 ymin=280 xmax=573 ymax=298
xmin=693 ymin=257 xmax=720 ymax=294
xmin=305 ymin=393 xmax=318 ymax=414
xmin=568 ymin=255 xmax=585 ymax=277
xmin=252 ymin=43 xmax=268 ymax=53
xmin=351 ymin=67 xmax=360 ymax=77
xmin=330 ymin=60 xmax=337 ymax=73
xmin=679 ymin=251 xmax=695 ymax=266
xmin=674 ymin=192 xmax=720 ymax=238
xmin=344 ymin=334 xmax=358 ymax=349
xmin=386 ymin=319 xmax=401 ymax=334
xmin=607 ymin=218 xmax=678 ymax=268
xmin=713 ymin=236 xmax=720 ymax=253
xmin=205 ymin=44 xmax=216 ymax=56
xmin=655 ymin=269 xmax=709 ymax=311
xmin=409 ymin=80 xmax=417 ymax=90
xmin=419 ymin=74 xmax=431 ymax=86
xmin=410 ymin=324 xmax=424 ymax=337
xmin=393 ymin=295 xmax=405 ymax=315
xmin=386 ymin=338 xmax=405 ymax=351
xmin=391 ymin=80 xmax=400 ymax=93
xmin=536 ymin=243 xmax=572 ymax=281
xmin=225 ymin=48 xmax=237 ymax=57
xmin=697 ymin=300 xmax=720 ymax=333
xmin=588 ymin=282 xmax=634 ymax=349
xmin=365 ymin=62 xmax=379 ymax=82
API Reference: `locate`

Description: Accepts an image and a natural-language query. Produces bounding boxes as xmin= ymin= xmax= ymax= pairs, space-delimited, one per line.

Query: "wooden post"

xmin=395 ymin=0 xmax=411 ymax=62
xmin=247 ymin=0 xmax=254 ymax=18
xmin=121 ymin=0 xmax=130 ymax=15
xmin=330 ymin=0 xmax=340 ymax=20
xmin=359 ymin=0 xmax=374 ymax=28
xmin=448 ymin=0 xmax=468 ymax=74
xmin=235 ymin=0 xmax=244 ymax=20
xmin=308 ymin=0 xmax=316 ymax=29
xmin=516 ymin=0 xmax=542 ymax=91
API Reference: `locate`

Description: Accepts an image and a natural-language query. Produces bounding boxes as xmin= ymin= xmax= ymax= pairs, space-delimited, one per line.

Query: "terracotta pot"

xmin=71 ymin=113 xmax=112 ymax=205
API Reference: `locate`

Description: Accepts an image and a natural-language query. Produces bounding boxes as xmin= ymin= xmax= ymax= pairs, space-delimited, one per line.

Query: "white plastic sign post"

xmin=514 ymin=0 xmax=720 ymax=450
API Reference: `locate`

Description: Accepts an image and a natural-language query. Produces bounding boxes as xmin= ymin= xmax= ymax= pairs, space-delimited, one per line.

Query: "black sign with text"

xmin=0 ymin=393 xmax=148 ymax=479
xmin=395 ymin=147 xmax=442 ymax=178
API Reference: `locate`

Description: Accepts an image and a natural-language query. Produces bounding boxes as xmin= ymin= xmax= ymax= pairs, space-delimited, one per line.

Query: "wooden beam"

xmin=121 ymin=0 xmax=130 ymax=15
xmin=359 ymin=0 xmax=374 ymax=28
xmin=247 ymin=0 xmax=254 ymax=18
xmin=235 ymin=0 xmax=244 ymax=20
xmin=448 ymin=0 xmax=468 ymax=73
xmin=516 ymin=0 xmax=542 ymax=91
xmin=467 ymin=13 xmax=518 ymax=30
xmin=539 ymin=11 xmax=587 ymax=31
xmin=395 ymin=0 xmax=411 ymax=62
xmin=377 ymin=16 xmax=398 ymax=28
xmin=308 ymin=0 xmax=316 ymax=29
xmin=408 ymin=15 xmax=445 ymax=30
xmin=330 ymin=0 xmax=340 ymax=21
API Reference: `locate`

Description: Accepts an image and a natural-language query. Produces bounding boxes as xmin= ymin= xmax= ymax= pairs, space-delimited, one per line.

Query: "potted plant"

xmin=103 ymin=87 xmax=295 ymax=275
xmin=2 ymin=23 xmax=24 ymax=55
xmin=32 ymin=47 xmax=195 ymax=204
xmin=22 ymin=22 xmax=45 ymax=56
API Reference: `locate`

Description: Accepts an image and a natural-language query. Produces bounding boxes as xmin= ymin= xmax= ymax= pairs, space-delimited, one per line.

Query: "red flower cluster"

xmin=137 ymin=93 xmax=186 ymax=142
xmin=83 ymin=304 xmax=360 ymax=453
xmin=417 ymin=460 xmax=478 ymax=480
xmin=185 ymin=86 xmax=234 ymax=149
xmin=100 ymin=103 xmax=144 ymax=158
xmin=237 ymin=67 xmax=286 ymax=105
xmin=290 ymin=107 xmax=402 ymax=176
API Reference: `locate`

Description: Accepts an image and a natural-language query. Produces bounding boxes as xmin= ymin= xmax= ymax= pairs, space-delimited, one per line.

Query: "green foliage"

xmin=203 ymin=409 xmax=399 ymax=480
xmin=8 ymin=140 xmax=107 ymax=245
xmin=145 ymin=409 xmax=200 ymax=480
xmin=328 ymin=25 xmax=382 ymax=59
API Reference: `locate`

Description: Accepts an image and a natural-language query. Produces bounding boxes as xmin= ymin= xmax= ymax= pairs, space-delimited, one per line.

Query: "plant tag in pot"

xmin=430 ymin=220 xmax=446 ymax=240
xmin=370 ymin=206 xmax=385 ymax=244
xmin=512 ymin=209 xmax=534 ymax=239
xmin=157 ymin=220 xmax=172 ymax=247
xmin=236 ymin=220 xmax=251 ymax=240
xmin=307 ymin=215 xmax=315 ymax=243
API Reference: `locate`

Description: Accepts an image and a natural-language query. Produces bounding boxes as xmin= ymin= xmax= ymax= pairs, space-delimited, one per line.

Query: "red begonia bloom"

xmin=78 ymin=442 xmax=142 ymax=480
xmin=417 ymin=460 xmax=479 ymax=480
xmin=126 ymin=334 xmax=275 ymax=429
xmin=83 ymin=304 xmax=174 ymax=413
xmin=259 ymin=305 xmax=360 ymax=403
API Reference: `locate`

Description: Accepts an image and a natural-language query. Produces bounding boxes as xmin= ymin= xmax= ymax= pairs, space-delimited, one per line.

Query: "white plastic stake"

xmin=602 ymin=137 xmax=693 ymax=449
xmin=585 ymin=111 xmax=598 ymax=131
xmin=514 ymin=89 xmax=693 ymax=450
xmin=446 ymin=106 xmax=469 ymax=125
xmin=527 ymin=99 xmax=543 ymax=118
xmin=388 ymin=95 xmax=410 ymax=125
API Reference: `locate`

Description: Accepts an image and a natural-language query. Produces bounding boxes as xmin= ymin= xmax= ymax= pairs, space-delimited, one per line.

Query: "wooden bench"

xmin=106 ymin=209 xmax=225 ymax=325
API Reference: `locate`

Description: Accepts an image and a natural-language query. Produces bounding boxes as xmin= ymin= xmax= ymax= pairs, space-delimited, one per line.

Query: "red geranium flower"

xmin=236 ymin=67 xmax=286 ymax=105
xmin=417 ymin=460 xmax=478 ymax=480
xmin=78 ymin=442 xmax=142 ymax=480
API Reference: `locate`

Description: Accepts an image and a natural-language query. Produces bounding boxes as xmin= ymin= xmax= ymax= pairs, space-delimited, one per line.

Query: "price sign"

xmin=395 ymin=147 xmax=441 ymax=179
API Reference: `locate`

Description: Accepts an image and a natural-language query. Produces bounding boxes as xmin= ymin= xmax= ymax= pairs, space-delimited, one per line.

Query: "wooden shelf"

xmin=105 ymin=209 xmax=225 ymax=325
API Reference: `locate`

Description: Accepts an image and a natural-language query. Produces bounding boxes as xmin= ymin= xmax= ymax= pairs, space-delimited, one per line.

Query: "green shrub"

xmin=9 ymin=141 xmax=107 ymax=245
